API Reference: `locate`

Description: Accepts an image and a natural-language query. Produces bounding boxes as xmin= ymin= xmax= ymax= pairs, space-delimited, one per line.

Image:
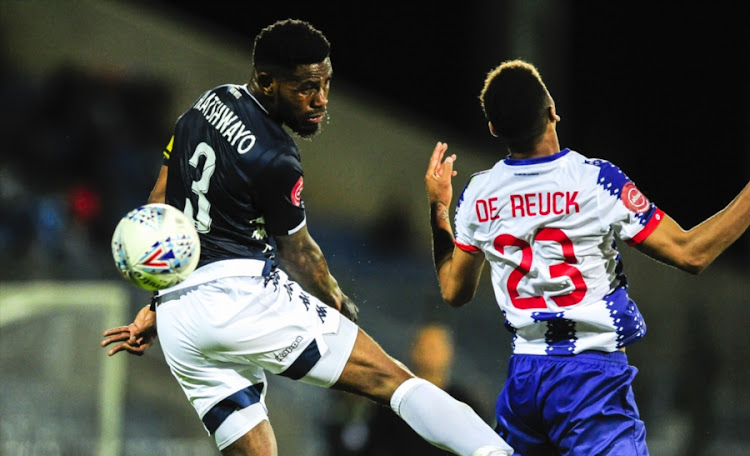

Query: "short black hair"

xmin=480 ymin=60 xmax=551 ymax=149
xmin=252 ymin=19 xmax=330 ymax=71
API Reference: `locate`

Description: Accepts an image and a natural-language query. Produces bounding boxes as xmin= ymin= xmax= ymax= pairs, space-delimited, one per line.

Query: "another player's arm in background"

xmin=275 ymin=226 xmax=359 ymax=322
xmin=425 ymin=142 xmax=486 ymax=307
xmin=636 ymin=181 xmax=750 ymax=273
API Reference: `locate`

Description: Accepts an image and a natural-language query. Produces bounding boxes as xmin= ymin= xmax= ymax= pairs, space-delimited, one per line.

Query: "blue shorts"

xmin=495 ymin=351 xmax=648 ymax=456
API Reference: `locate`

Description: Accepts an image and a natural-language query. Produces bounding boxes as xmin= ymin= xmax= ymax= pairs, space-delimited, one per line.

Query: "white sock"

xmin=390 ymin=378 xmax=513 ymax=456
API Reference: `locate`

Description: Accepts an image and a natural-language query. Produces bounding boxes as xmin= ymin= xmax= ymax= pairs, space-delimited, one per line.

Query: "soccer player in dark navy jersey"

xmin=101 ymin=19 xmax=513 ymax=456
xmin=164 ymin=82 xmax=306 ymax=268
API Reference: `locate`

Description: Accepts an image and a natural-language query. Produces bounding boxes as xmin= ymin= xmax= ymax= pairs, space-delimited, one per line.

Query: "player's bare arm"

xmin=636 ymin=181 xmax=750 ymax=274
xmin=148 ymin=164 xmax=168 ymax=204
xmin=425 ymin=142 xmax=485 ymax=307
xmin=430 ymin=201 xmax=454 ymax=271
xmin=425 ymin=141 xmax=458 ymax=267
xmin=275 ymin=225 xmax=359 ymax=322
xmin=436 ymin=248 xmax=486 ymax=307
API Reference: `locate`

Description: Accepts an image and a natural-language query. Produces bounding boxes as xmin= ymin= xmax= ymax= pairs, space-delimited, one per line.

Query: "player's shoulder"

xmin=191 ymin=83 xmax=235 ymax=103
xmin=238 ymin=138 xmax=300 ymax=180
xmin=188 ymin=83 xmax=254 ymax=111
xmin=207 ymin=83 xmax=246 ymax=96
xmin=469 ymin=168 xmax=492 ymax=180
xmin=470 ymin=167 xmax=493 ymax=183
xmin=461 ymin=168 xmax=492 ymax=192
xmin=562 ymin=149 xmax=629 ymax=180
xmin=455 ymin=169 xmax=491 ymax=215
xmin=566 ymin=149 xmax=646 ymax=206
xmin=579 ymin=152 xmax=634 ymax=183
xmin=567 ymin=149 xmax=620 ymax=171
xmin=180 ymin=83 xmax=244 ymax=118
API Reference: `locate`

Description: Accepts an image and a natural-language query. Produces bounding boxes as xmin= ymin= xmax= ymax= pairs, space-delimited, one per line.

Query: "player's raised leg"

xmin=332 ymin=323 xmax=513 ymax=456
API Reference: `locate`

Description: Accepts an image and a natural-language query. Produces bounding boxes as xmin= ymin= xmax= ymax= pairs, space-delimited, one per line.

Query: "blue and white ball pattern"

xmin=111 ymin=203 xmax=200 ymax=291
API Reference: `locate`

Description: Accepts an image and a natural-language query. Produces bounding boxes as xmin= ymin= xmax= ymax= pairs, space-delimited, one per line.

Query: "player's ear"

xmin=488 ymin=121 xmax=499 ymax=137
xmin=257 ymin=72 xmax=275 ymax=95
xmin=549 ymin=105 xmax=561 ymax=122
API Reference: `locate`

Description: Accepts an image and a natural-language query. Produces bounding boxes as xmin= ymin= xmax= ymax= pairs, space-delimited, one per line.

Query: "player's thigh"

xmin=330 ymin=324 xmax=414 ymax=405
xmin=496 ymin=384 xmax=558 ymax=456
xmin=221 ymin=419 xmax=277 ymax=456
xmin=552 ymin=355 xmax=646 ymax=455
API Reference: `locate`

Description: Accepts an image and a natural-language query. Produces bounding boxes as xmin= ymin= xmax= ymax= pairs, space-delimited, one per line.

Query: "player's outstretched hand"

xmin=425 ymin=141 xmax=458 ymax=207
xmin=101 ymin=304 xmax=158 ymax=356
xmin=340 ymin=295 xmax=359 ymax=323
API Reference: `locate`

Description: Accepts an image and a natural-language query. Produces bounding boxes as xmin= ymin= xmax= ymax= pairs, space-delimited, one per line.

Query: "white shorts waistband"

xmin=157 ymin=258 xmax=268 ymax=297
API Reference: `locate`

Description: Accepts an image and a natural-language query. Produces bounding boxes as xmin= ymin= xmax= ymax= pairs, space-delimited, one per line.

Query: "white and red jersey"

xmin=454 ymin=148 xmax=664 ymax=355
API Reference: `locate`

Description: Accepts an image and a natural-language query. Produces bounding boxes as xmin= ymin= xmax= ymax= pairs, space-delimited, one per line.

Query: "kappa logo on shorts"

xmin=264 ymin=270 xmax=280 ymax=291
xmin=300 ymin=293 xmax=311 ymax=310
xmin=284 ymin=282 xmax=294 ymax=300
xmin=296 ymin=291 xmax=326 ymax=323
xmin=275 ymin=335 xmax=304 ymax=362
xmin=316 ymin=305 xmax=328 ymax=323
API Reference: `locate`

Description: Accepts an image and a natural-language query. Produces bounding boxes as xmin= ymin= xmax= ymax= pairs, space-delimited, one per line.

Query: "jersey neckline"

xmin=503 ymin=148 xmax=571 ymax=166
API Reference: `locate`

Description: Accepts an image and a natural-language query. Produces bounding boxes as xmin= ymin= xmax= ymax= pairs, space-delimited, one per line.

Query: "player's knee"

xmin=337 ymin=358 xmax=414 ymax=405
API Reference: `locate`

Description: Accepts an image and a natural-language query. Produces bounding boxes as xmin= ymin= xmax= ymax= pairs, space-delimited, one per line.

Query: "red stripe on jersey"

xmin=455 ymin=240 xmax=481 ymax=253
xmin=627 ymin=208 xmax=665 ymax=246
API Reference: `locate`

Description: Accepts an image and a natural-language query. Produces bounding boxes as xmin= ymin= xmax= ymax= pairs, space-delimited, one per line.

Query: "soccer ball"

xmin=111 ymin=203 xmax=201 ymax=291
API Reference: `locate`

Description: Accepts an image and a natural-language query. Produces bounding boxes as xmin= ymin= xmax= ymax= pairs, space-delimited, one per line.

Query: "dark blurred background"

xmin=139 ymin=0 xmax=750 ymax=253
xmin=1 ymin=2 xmax=748 ymax=455
xmin=2 ymin=1 xmax=747 ymax=275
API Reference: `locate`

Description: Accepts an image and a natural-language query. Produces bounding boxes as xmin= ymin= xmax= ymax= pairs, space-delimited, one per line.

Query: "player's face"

xmin=274 ymin=58 xmax=332 ymax=138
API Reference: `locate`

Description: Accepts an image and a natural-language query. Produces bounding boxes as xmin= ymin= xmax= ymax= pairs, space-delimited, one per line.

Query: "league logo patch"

xmin=621 ymin=182 xmax=649 ymax=213
xmin=291 ymin=176 xmax=303 ymax=207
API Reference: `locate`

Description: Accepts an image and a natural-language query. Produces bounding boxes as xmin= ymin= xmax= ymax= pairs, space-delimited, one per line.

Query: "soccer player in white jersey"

xmin=100 ymin=19 xmax=512 ymax=456
xmin=424 ymin=59 xmax=750 ymax=455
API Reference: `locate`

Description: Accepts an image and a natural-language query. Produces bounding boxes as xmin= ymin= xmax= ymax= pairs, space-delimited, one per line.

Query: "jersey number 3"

xmin=184 ymin=142 xmax=216 ymax=233
xmin=494 ymin=228 xmax=587 ymax=310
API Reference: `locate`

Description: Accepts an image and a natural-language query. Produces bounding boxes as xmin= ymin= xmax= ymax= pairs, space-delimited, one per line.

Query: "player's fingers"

xmin=129 ymin=335 xmax=148 ymax=347
xmin=100 ymin=332 xmax=129 ymax=347
xmin=102 ymin=326 xmax=129 ymax=337
xmin=427 ymin=143 xmax=441 ymax=176
xmin=107 ymin=342 xmax=129 ymax=356
xmin=440 ymin=153 xmax=456 ymax=178
xmin=107 ymin=342 xmax=146 ymax=357
xmin=428 ymin=142 xmax=448 ymax=177
xmin=430 ymin=141 xmax=446 ymax=161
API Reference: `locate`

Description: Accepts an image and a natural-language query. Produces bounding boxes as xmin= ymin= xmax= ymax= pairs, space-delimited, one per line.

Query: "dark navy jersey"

xmin=163 ymin=84 xmax=306 ymax=268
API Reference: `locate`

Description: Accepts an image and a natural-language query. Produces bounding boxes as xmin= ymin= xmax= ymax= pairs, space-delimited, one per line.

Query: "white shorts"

xmin=154 ymin=259 xmax=359 ymax=450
